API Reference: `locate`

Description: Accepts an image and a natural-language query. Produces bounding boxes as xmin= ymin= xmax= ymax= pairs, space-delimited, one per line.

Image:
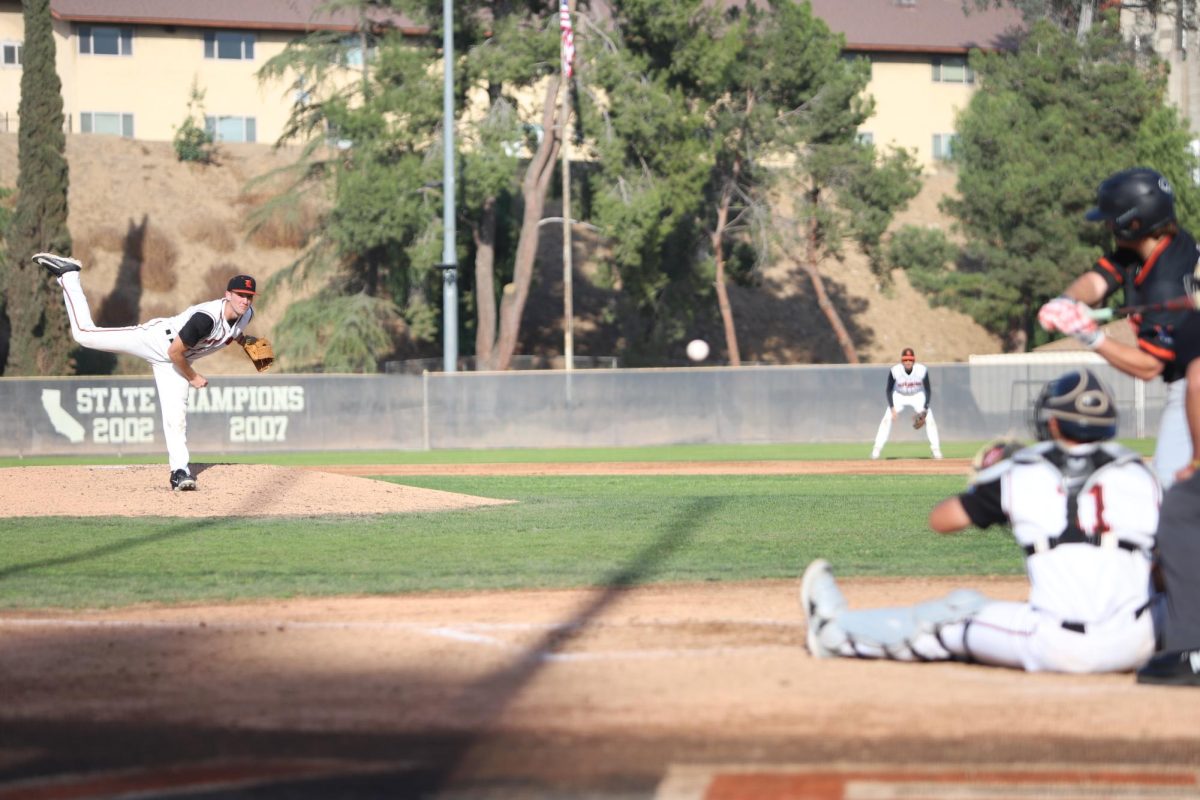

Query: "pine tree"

xmin=3 ymin=0 xmax=72 ymax=375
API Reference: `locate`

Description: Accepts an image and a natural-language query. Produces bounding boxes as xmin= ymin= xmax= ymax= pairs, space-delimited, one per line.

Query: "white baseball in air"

xmin=686 ymin=339 xmax=710 ymax=362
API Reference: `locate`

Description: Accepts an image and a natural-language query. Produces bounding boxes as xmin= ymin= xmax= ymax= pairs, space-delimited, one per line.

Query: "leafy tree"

xmin=593 ymin=0 xmax=918 ymax=364
xmin=173 ymin=80 xmax=215 ymax=164
xmin=255 ymin=4 xmax=445 ymax=372
xmin=455 ymin=3 xmax=564 ymax=370
xmin=782 ymin=138 xmax=922 ymax=363
xmin=919 ymin=18 xmax=1199 ymax=350
xmin=3 ymin=0 xmax=71 ymax=376
xmin=574 ymin=26 xmax=711 ymax=363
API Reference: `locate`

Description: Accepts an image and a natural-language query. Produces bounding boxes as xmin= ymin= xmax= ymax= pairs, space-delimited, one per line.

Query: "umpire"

xmin=1139 ymin=309 xmax=1200 ymax=686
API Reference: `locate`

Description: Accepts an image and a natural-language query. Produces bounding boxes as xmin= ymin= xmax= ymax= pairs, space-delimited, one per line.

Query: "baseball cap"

xmin=227 ymin=275 xmax=257 ymax=295
xmin=901 ymin=348 xmax=915 ymax=360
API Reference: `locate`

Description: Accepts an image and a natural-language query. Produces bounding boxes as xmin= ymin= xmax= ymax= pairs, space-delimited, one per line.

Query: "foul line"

xmin=0 ymin=615 xmax=803 ymax=662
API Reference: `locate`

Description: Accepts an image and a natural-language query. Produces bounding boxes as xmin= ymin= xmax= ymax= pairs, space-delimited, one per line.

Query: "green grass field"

xmin=0 ymin=442 xmax=1156 ymax=609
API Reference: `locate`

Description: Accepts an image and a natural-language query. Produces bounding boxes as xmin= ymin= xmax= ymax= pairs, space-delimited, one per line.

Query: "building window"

xmin=932 ymin=133 xmax=959 ymax=161
xmin=2 ymin=42 xmax=22 ymax=67
xmin=932 ymin=55 xmax=974 ymax=84
xmin=78 ymin=26 xmax=133 ymax=56
xmin=204 ymin=31 xmax=255 ymax=60
xmin=81 ymin=112 xmax=134 ymax=138
xmin=206 ymin=115 xmax=256 ymax=143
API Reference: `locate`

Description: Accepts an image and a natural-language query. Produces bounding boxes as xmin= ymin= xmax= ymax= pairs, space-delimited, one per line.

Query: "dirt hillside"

xmin=0 ymin=135 xmax=1002 ymax=370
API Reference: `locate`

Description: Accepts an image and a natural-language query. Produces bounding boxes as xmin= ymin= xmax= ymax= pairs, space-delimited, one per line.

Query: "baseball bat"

xmin=1087 ymin=294 xmax=1198 ymax=322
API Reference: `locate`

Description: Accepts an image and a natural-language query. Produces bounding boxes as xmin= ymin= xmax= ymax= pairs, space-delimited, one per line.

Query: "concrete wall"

xmin=0 ymin=360 xmax=1166 ymax=458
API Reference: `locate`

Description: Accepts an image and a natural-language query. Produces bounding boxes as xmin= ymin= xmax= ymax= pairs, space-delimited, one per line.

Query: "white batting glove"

xmin=1038 ymin=296 xmax=1097 ymax=335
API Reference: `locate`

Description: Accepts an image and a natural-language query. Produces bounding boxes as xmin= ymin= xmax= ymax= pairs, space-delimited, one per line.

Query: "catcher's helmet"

xmin=1085 ymin=167 xmax=1175 ymax=240
xmin=1031 ymin=369 xmax=1118 ymax=443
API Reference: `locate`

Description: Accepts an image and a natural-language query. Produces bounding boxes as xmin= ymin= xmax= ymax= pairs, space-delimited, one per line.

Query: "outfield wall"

xmin=0 ymin=358 xmax=1166 ymax=457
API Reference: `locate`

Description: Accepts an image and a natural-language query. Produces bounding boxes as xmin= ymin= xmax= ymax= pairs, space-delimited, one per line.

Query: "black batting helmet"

xmin=1031 ymin=369 xmax=1118 ymax=443
xmin=1085 ymin=167 xmax=1175 ymax=241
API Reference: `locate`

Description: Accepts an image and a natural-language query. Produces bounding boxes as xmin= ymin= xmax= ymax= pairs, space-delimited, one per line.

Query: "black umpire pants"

xmin=1156 ymin=472 xmax=1200 ymax=652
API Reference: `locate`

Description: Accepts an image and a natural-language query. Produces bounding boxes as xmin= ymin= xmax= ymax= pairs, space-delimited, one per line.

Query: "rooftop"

xmin=809 ymin=0 xmax=1024 ymax=54
xmin=49 ymin=0 xmax=427 ymax=35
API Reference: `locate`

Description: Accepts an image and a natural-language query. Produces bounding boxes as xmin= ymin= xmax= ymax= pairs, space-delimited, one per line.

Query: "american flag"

xmin=559 ymin=0 xmax=574 ymax=79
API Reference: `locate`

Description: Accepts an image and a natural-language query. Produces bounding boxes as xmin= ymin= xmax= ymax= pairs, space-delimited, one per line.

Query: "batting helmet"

xmin=1085 ymin=167 xmax=1175 ymax=241
xmin=1031 ymin=369 xmax=1118 ymax=443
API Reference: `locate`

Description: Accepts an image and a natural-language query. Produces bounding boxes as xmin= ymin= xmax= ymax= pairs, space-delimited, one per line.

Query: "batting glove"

xmin=1038 ymin=296 xmax=1097 ymax=335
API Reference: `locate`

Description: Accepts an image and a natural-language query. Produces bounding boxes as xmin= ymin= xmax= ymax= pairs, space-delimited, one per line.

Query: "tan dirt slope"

xmin=0 ymin=135 xmax=1002 ymax=368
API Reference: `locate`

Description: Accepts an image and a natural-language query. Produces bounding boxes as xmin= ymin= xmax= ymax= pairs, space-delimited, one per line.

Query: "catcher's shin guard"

xmin=809 ymin=589 xmax=988 ymax=661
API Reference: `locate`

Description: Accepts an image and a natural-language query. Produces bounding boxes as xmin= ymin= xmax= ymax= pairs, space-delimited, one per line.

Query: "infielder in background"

xmin=871 ymin=348 xmax=942 ymax=460
xmin=35 ymin=252 xmax=260 ymax=492
xmin=1139 ymin=309 xmax=1200 ymax=685
xmin=1038 ymin=167 xmax=1198 ymax=489
xmin=804 ymin=369 xmax=1160 ymax=674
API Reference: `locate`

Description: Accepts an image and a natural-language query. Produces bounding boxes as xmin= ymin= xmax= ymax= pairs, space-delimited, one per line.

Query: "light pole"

xmin=441 ymin=0 xmax=458 ymax=372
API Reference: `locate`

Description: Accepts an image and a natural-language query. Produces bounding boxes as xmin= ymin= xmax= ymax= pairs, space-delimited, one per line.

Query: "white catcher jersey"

xmin=890 ymin=362 xmax=927 ymax=396
xmin=963 ymin=441 xmax=1160 ymax=625
xmin=164 ymin=298 xmax=254 ymax=362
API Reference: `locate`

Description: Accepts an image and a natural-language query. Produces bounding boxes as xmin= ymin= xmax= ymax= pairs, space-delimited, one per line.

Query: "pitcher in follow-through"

xmin=870 ymin=347 xmax=942 ymax=460
xmin=34 ymin=252 xmax=263 ymax=492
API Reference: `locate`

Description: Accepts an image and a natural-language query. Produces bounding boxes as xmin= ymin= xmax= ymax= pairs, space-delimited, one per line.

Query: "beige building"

xmin=1120 ymin=5 xmax=1200 ymax=145
xmin=0 ymin=0 xmax=423 ymax=143
xmin=0 ymin=0 xmax=1021 ymax=169
xmin=811 ymin=0 xmax=1023 ymax=169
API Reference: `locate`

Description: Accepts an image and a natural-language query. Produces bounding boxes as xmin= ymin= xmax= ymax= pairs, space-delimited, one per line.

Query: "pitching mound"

xmin=0 ymin=464 xmax=510 ymax=518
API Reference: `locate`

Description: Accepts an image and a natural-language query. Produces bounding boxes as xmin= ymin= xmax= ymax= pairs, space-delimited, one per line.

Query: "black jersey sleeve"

xmin=178 ymin=312 xmax=216 ymax=348
xmin=1089 ymin=248 xmax=1140 ymax=296
xmin=957 ymin=477 xmax=1007 ymax=529
xmin=922 ymin=372 xmax=931 ymax=408
xmin=885 ymin=371 xmax=895 ymax=405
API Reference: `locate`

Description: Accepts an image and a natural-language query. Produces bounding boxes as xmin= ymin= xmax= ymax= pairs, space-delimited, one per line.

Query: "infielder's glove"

xmin=970 ymin=437 xmax=1024 ymax=474
xmin=913 ymin=410 xmax=928 ymax=430
xmin=242 ymin=336 xmax=275 ymax=372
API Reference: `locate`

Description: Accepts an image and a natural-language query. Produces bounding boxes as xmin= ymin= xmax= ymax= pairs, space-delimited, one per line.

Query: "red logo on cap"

xmin=242 ymin=279 xmax=253 ymax=290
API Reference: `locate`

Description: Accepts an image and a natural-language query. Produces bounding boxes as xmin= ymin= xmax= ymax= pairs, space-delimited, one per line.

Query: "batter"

xmin=1038 ymin=167 xmax=1198 ymax=489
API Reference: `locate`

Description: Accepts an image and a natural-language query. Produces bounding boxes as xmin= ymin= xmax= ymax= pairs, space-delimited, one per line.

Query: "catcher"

xmin=803 ymin=369 xmax=1161 ymax=675
xmin=35 ymin=253 xmax=271 ymax=492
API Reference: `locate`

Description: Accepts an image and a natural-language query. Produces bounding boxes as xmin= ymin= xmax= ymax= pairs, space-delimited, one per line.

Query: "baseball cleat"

xmin=170 ymin=469 xmax=197 ymax=492
xmin=1136 ymin=650 xmax=1200 ymax=686
xmin=32 ymin=252 xmax=82 ymax=276
xmin=800 ymin=559 xmax=848 ymax=658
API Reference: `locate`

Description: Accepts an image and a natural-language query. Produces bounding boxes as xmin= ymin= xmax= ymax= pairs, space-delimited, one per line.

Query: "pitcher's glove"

xmin=913 ymin=410 xmax=928 ymax=430
xmin=241 ymin=336 xmax=274 ymax=372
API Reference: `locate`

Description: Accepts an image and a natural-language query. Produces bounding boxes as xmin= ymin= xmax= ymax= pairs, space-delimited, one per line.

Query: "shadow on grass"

xmin=0 ymin=468 xmax=263 ymax=581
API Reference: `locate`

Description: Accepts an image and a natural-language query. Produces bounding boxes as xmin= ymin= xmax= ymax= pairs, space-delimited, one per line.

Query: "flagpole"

xmin=560 ymin=0 xmax=574 ymax=373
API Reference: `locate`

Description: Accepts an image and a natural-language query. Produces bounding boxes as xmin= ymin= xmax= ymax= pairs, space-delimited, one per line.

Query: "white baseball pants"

xmin=1154 ymin=379 xmax=1190 ymax=491
xmin=59 ymin=274 xmax=193 ymax=471
xmin=872 ymin=392 xmax=941 ymax=457
xmin=831 ymin=597 xmax=1155 ymax=673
